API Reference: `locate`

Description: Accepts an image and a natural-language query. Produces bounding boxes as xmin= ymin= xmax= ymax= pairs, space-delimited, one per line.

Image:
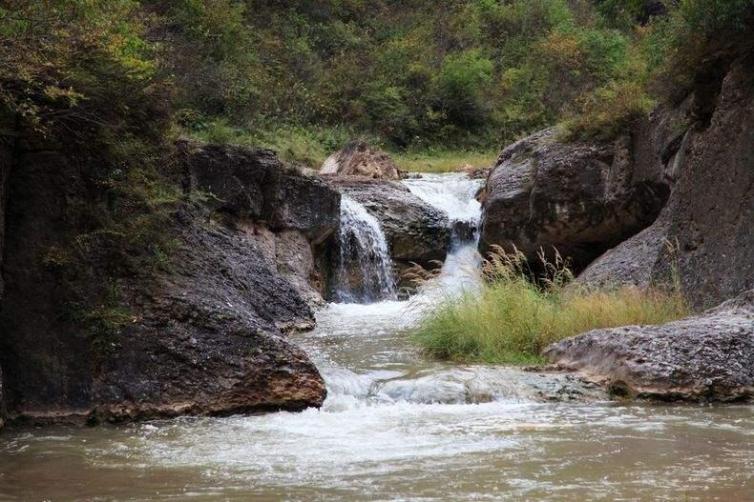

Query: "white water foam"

xmin=402 ymin=172 xmax=483 ymax=226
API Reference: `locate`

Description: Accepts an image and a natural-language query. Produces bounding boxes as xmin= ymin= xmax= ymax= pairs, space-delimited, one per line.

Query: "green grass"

xmin=411 ymin=248 xmax=689 ymax=365
xmin=393 ymin=149 xmax=497 ymax=173
xmin=183 ymin=121 xmax=356 ymax=168
xmin=184 ymin=120 xmax=498 ymax=173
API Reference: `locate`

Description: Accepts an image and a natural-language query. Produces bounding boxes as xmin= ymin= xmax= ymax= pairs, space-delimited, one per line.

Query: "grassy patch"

xmin=183 ymin=121 xmax=498 ymax=173
xmin=411 ymin=248 xmax=689 ymax=365
xmin=393 ymin=149 xmax=497 ymax=173
xmin=181 ymin=121 xmax=360 ymax=168
xmin=561 ymin=79 xmax=654 ymax=142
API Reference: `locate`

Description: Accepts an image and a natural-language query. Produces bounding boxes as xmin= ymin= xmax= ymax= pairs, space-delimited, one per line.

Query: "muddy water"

xmin=0 ymin=174 xmax=753 ymax=500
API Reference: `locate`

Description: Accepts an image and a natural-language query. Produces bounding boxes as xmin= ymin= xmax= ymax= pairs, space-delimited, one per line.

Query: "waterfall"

xmin=334 ymin=196 xmax=397 ymax=303
xmin=403 ymin=173 xmax=484 ymax=245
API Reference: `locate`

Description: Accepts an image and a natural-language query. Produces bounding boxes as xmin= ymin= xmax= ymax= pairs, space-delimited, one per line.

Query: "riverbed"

xmin=0 ymin=173 xmax=752 ymax=500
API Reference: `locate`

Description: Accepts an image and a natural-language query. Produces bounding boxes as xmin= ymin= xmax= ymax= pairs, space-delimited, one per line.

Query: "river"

xmin=0 ymin=173 xmax=752 ymax=500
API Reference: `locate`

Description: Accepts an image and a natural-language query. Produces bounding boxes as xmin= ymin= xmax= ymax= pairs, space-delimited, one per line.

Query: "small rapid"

xmin=402 ymin=172 xmax=483 ymax=228
xmin=0 ymin=173 xmax=752 ymax=501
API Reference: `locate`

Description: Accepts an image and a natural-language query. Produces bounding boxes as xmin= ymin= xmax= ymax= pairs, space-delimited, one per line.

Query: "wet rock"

xmin=451 ymin=220 xmax=477 ymax=243
xmin=544 ymin=290 xmax=754 ymax=402
xmin=326 ymin=177 xmax=450 ymax=266
xmin=320 ymin=141 xmax=401 ymax=180
xmin=376 ymin=367 xmax=606 ymax=404
xmin=479 ymin=129 xmax=669 ymax=271
xmin=577 ymin=56 xmax=754 ymax=308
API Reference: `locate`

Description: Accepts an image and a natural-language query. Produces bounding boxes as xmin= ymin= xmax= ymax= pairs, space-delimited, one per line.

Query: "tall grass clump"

xmin=411 ymin=246 xmax=689 ymax=365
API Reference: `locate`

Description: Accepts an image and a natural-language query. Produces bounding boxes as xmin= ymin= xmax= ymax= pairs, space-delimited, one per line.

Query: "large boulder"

xmin=0 ymin=140 xmax=330 ymax=425
xmin=544 ymin=290 xmax=754 ymax=402
xmin=320 ymin=141 xmax=401 ymax=180
xmin=577 ymin=56 xmax=754 ymax=308
xmin=180 ymin=142 xmax=341 ymax=305
xmin=327 ymin=177 xmax=450 ymax=266
xmin=92 ymin=207 xmax=327 ymax=422
xmin=479 ymin=128 xmax=669 ymax=272
xmin=181 ymin=142 xmax=340 ymax=244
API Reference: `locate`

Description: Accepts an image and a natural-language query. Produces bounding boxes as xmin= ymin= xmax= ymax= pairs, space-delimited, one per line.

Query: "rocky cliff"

xmin=0 ymin=137 xmax=339 ymax=426
xmin=579 ymin=56 xmax=754 ymax=309
xmin=480 ymin=55 xmax=754 ymax=307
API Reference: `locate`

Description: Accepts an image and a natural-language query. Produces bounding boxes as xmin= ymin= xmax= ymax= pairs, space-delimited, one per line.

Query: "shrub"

xmin=411 ymin=247 xmax=689 ymax=365
xmin=651 ymin=0 xmax=754 ymax=100
xmin=561 ymin=81 xmax=654 ymax=141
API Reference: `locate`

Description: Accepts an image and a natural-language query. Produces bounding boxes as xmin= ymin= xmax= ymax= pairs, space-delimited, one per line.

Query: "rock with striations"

xmin=479 ymin=128 xmax=669 ymax=272
xmin=577 ymin=55 xmax=754 ymax=309
xmin=320 ymin=141 xmax=401 ymax=180
xmin=544 ymin=290 xmax=754 ymax=402
xmin=181 ymin=142 xmax=340 ymax=244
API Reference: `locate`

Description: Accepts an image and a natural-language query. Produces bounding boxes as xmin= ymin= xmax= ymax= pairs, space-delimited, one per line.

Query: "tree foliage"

xmin=2 ymin=0 xmax=752 ymax=151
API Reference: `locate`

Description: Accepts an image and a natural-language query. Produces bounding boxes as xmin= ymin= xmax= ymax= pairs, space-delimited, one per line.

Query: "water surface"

xmin=1 ymin=174 xmax=752 ymax=501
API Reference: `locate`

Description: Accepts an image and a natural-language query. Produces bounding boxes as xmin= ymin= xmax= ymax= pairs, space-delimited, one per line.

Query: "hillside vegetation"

xmin=4 ymin=1 xmax=752 ymax=169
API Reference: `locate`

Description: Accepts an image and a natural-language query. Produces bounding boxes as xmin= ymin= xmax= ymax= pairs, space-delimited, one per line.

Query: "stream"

xmin=0 ymin=174 xmax=752 ymax=500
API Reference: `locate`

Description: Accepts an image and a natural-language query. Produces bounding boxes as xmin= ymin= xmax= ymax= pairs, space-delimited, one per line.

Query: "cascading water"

xmin=402 ymin=172 xmax=483 ymax=225
xmin=333 ymin=195 xmax=397 ymax=303
xmin=403 ymin=172 xmax=484 ymax=245
xmin=3 ymin=173 xmax=752 ymax=500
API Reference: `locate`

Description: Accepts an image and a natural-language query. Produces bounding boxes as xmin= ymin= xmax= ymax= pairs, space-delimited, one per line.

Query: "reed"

xmin=411 ymin=246 xmax=689 ymax=364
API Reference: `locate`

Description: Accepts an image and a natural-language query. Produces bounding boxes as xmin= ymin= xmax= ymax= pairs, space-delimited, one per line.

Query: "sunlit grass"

xmin=411 ymin=247 xmax=689 ymax=365
xmin=182 ymin=121 xmax=356 ymax=168
xmin=393 ymin=150 xmax=496 ymax=173
xmin=183 ymin=121 xmax=497 ymax=173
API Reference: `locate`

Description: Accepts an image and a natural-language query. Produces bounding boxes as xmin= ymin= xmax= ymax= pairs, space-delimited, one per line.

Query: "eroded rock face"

xmin=253 ymin=226 xmax=325 ymax=307
xmin=91 ymin=208 xmax=326 ymax=422
xmin=0 ymin=142 xmax=330 ymax=425
xmin=327 ymin=177 xmax=450 ymax=266
xmin=577 ymin=56 xmax=754 ymax=308
xmin=181 ymin=142 xmax=340 ymax=244
xmin=320 ymin=141 xmax=401 ymax=180
xmin=180 ymin=142 xmax=341 ymax=304
xmin=479 ymin=129 xmax=669 ymax=272
xmin=544 ymin=290 xmax=754 ymax=402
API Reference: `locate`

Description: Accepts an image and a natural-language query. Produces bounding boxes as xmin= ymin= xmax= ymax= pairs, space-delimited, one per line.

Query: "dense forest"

xmin=2 ymin=0 xmax=753 ymax=165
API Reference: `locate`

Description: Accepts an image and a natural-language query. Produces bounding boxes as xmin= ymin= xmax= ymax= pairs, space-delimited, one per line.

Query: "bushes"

xmin=433 ymin=50 xmax=494 ymax=128
xmin=164 ymin=0 xmax=647 ymax=150
xmin=562 ymin=81 xmax=654 ymax=141
xmin=411 ymin=248 xmax=688 ymax=364
xmin=651 ymin=0 xmax=754 ymax=100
